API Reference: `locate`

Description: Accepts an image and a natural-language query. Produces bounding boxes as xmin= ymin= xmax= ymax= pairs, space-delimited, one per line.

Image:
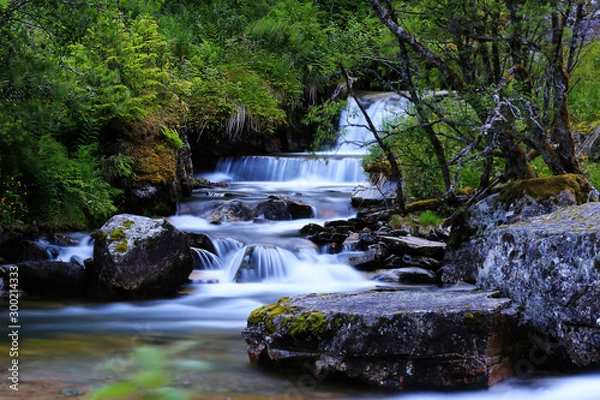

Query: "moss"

xmin=108 ymin=227 xmax=126 ymax=243
xmin=114 ymin=240 xmax=128 ymax=253
xmin=462 ymin=311 xmax=484 ymax=326
xmin=286 ymin=311 xmax=328 ymax=336
xmin=247 ymin=297 xmax=297 ymax=333
xmin=405 ymin=199 xmax=444 ymax=214
xmin=247 ymin=297 xmax=333 ymax=336
xmin=498 ymin=174 xmax=592 ymax=207
xmin=122 ymin=219 xmax=134 ymax=229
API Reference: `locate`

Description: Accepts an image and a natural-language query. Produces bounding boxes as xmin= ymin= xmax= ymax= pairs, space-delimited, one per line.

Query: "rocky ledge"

xmin=242 ymin=288 xmax=520 ymax=390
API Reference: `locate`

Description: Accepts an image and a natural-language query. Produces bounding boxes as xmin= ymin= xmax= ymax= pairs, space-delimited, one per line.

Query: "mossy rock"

xmin=248 ymin=296 xmax=333 ymax=336
xmin=498 ymin=174 xmax=593 ymax=207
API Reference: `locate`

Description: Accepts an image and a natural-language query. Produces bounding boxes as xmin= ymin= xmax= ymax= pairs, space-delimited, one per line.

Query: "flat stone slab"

xmin=377 ymin=235 xmax=446 ymax=259
xmin=242 ymin=288 xmax=519 ymax=390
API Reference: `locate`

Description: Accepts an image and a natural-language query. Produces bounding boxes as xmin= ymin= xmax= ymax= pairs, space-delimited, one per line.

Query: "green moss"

xmin=247 ymin=297 xmax=297 ymax=333
xmin=286 ymin=311 xmax=328 ymax=336
xmin=247 ymin=297 xmax=333 ymax=336
xmin=114 ymin=239 xmax=128 ymax=253
xmin=462 ymin=311 xmax=484 ymax=326
xmin=108 ymin=227 xmax=126 ymax=243
xmin=122 ymin=219 xmax=134 ymax=229
xmin=405 ymin=199 xmax=444 ymax=214
xmin=498 ymin=174 xmax=592 ymax=207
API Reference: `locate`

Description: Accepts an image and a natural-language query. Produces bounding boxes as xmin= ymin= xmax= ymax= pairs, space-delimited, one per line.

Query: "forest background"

xmin=1 ymin=0 xmax=599 ymax=230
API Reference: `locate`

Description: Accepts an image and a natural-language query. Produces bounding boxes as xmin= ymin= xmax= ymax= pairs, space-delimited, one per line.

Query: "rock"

xmin=475 ymin=202 xmax=600 ymax=366
xmin=0 ymin=227 xmax=25 ymax=263
xmin=3 ymin=261 xmax=87 ymax=297
xmin=205 ymin=200 xmax=256 ymax=222
xmin=344 ymin=245 xmax=383 ymax=271
xmin=300 ymin=223 xmax=325 ymax=235
xmin=256 ymin=195 xmax=314 ymax=220
xmin=450 ymin=174 xmax=594 ymax=247
xmin=383 ymin=254 xmax=442 ymax=271
xmin=242 ymin=289 xmax=520 ymax=390
xmin=377 ymin=234 xmax=446 ymax=259
xmin=187 ymin=232 xmax=217 ymax=254
xmin=92 ymin=214 xmax=193 ymax=299
xmin=372 ymin=267 xmax=437 ymax=284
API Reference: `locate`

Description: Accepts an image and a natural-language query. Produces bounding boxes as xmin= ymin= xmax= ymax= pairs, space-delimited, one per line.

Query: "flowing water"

xmin=3 ymin=93 xmax=600 ymax=399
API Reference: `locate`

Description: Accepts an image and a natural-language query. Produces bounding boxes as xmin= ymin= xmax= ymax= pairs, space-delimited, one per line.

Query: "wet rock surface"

xmin=91 ymin=214 xmax=193 ymax=299
xmin=242 ymin=288 xmax=520 ymax=390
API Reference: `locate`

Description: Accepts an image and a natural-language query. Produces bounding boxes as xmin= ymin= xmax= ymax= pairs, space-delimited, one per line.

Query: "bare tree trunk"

xmin=397 ymin=41 xmax=453 ymax=197
xmin=338 ymin=60 xmax=406 ymax=212
xmin=549 ymin=8 xmax=582 ymax=174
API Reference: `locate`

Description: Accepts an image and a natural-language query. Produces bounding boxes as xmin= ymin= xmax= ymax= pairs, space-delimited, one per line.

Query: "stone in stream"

xmin=256 ymin=195 xmax=314 ymax=220
xmin=242 ymin=288 xmax=520 ymax=390
xmin=3 ymin=260 xmax=88 ymax=297
xmin=377 ymin=234 xmax=447 ymax=259
xmin=91 ymin=214 xmax=193 ymax=299
xmin=372 ymin=267 xmax=437 ymax=284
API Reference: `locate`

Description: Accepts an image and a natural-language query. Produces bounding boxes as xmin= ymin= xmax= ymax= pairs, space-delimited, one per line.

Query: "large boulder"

xmin=475 ymin=202 xmax=600 ymax=366
xmin=242 ymin=289 xmax=520 ymax=390
xmin=449 ymin=174 xmax=594 ymax=248
xmin=92 ymin=214 xmax=192 ymax=299
xmin=441 ymin=174 xmax=596 ymax=284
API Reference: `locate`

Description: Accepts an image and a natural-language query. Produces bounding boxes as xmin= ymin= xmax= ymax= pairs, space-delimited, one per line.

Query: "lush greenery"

xmin=0 ymin=0 xmax=372 ymax=228
xmin=1 ymin=0 xmax=599 ymax=228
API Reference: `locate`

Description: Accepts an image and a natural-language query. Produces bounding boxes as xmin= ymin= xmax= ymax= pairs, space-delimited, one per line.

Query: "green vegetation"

xmin=0 ymin=1 xmax=599 ymax=228
xmin=248 ymin=296 xmax=334 ymax=336
xmin=418 ymin=210 xmax=444 ymax=227
xmin=90 ymin=341 xmax=210 ymax=400
xmin=497 ymin=174 xmax=594 ymax=206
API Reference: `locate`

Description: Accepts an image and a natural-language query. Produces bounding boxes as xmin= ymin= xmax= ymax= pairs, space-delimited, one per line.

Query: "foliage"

xmin=581 ymin=157 xmax=600 ymax=190
xmin=418 ymin=210 xmax=444 ymax=226
xmin=302 ymin=99 xmax=347 ymax=151
xmin=0 ymin=175 xmax=28 ymax=226
xmin=90 ymin=341 xmax=210 ymax=400
xmin=358 ymin=0 xmax=600 ymax=209
xmin=569 ymin=39 xmax=600 ymax=132
xmin=2 ymin=0 xmax=599 ymax=227
xmin=32 ymin=139 xmax=119 ymax=229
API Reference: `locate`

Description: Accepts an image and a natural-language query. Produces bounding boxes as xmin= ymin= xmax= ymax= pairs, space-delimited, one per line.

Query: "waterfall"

xmin=335 ymin=93 xmax=408 ymax=154
xmin=209 ymin=92 xmax=407 ymax=186
xmin=191 ymin=248 xmax=223 ymax=270
xmin=211 ymin=237 xmax=245 ymax=259
xmin=226 ymin=244 xmax=297 ymax=283
xmin=215 ymin=155 xmax=366 ymax=184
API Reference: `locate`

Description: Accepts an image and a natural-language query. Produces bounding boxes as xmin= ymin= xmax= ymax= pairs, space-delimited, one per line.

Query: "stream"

xmin=2 ymin=93 xmax=600 ymax=399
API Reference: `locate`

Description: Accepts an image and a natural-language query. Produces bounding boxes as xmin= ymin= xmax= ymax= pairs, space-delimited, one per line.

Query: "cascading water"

xmin=191 ymin=247 xmax=223 ymax=270
xmin=10 ymin=93 xmax=599 ymax=400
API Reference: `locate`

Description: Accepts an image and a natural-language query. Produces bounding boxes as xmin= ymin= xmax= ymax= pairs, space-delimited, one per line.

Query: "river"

xmin=2 ymin=94 xmax=600 ymax=399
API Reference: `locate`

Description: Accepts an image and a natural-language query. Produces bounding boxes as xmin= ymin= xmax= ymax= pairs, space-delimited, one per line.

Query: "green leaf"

xmin=133 ymin=346 xmax=164 ymax=370
xmin=129 ymin=369 xmax=169 ymax=388
xmin=88 ymin=382 xmax=137 ymax=399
